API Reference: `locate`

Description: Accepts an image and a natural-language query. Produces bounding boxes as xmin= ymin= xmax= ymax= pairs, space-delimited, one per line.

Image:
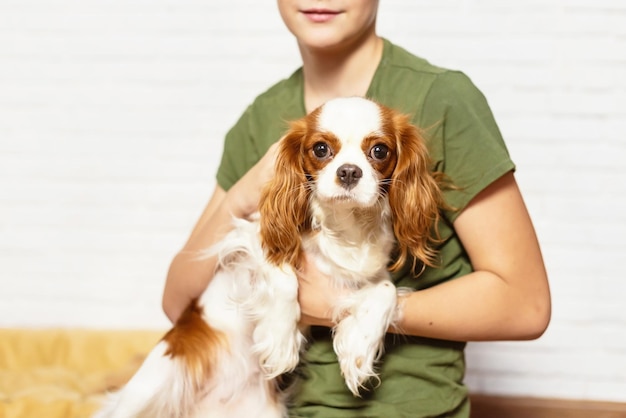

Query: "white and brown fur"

xmin=94 ymin=97 xmax=444 ymax=418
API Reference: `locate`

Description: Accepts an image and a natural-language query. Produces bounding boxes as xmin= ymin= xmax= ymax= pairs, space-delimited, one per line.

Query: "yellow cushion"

xmin=0 ymin=328 xmax=163 ymax=418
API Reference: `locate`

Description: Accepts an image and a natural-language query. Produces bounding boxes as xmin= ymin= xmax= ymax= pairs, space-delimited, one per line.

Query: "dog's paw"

xmin=333 ymin=281 xmax=398 ymax=396
xmin=333 ymin=315 xmax=379 ymax=396
xmin=247 ymin=264 xmax=303 ymax=379
xmin=254 ymin=324 xmax=304 ymax=379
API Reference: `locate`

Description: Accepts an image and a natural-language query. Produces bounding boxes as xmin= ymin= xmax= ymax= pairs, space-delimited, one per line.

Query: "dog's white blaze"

xmin=317 ymin=97 xmax=382 ymax=143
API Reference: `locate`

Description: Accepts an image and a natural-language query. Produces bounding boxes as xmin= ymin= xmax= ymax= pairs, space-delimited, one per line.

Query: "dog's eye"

xmin=370 ymin=144 xmax=389 ymax=161
xmin=313 ymin=142 xmax=332 ymax=159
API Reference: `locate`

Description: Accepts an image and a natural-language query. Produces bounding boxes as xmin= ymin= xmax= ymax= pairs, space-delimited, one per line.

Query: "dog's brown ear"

xmin=259 ymin=119 xmax=310 ymax=268
xmin=388 ymin=113 xmax=444 ymax=273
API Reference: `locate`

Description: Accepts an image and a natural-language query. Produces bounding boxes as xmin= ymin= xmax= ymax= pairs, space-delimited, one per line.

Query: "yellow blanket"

xmin=0 ymin=328 xmax=163 ymax=418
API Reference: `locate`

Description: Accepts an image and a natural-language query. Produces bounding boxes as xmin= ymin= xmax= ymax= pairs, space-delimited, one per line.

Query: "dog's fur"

xmin=94 ymin=97 xmax=444 ymax=418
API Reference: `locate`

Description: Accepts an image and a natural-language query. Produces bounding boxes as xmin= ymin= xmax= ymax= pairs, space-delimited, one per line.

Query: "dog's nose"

xmin=336 ymin=164 xmax=363 ymax=188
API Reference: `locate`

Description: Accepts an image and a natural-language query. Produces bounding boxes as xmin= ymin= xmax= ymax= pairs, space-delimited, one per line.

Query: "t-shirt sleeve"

xmin=421 ymin=71 xmax=515 ymax=221
xmin=215 ymin=106 xmax=259 ymax=192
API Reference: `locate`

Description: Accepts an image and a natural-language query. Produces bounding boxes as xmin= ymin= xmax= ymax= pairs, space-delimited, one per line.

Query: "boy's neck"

xmin=300 ymin=35 xmax=383 ymax=113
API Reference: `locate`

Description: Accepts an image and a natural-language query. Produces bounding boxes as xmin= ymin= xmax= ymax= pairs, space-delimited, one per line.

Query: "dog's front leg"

xmin=332 ymin=279 xmax=398 ymax=396
xmin=250 ymin=264 xmax=304 ymax=379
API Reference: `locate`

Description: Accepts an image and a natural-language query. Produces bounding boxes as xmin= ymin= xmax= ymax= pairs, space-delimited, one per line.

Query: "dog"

xmin=94 ymin=96 xmax=444 ymax=418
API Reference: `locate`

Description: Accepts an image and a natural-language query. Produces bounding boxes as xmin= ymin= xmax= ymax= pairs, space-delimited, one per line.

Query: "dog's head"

xmin=259 ymin=97 xmax=444 ymax=272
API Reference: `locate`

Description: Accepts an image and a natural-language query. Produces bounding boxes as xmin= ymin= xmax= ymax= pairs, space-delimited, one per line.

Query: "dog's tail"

xmin=94 ymin=301 xmax=227 ymax=418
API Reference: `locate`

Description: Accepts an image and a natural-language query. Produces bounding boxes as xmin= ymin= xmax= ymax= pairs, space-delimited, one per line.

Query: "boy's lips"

xmin=301 ymin=8 xmax=342 ymax=23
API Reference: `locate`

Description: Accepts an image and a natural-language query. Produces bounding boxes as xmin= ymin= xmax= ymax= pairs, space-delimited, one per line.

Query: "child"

xmin=163 ymin=2 xmax=551 ymax=416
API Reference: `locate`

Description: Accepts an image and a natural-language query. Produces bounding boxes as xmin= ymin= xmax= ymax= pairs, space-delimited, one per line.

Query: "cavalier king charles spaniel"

xmin=95 ymin=97 xmax=444 ymax=418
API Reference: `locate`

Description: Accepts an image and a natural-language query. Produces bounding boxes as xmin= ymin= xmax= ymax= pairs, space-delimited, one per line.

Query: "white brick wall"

xmin=1 ymin=0 xmax=625 ymax=403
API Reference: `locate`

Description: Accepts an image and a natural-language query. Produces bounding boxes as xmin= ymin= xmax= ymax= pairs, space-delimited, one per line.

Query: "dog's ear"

xmin=388 ymin=113 xmax=444 ymax=273
xmin=259 ymin=119 xmax=310 ymax=268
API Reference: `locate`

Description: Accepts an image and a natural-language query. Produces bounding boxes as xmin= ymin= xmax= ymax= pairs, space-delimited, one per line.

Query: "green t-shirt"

xmin=216 ymin=39 xmax=514 ymax=417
